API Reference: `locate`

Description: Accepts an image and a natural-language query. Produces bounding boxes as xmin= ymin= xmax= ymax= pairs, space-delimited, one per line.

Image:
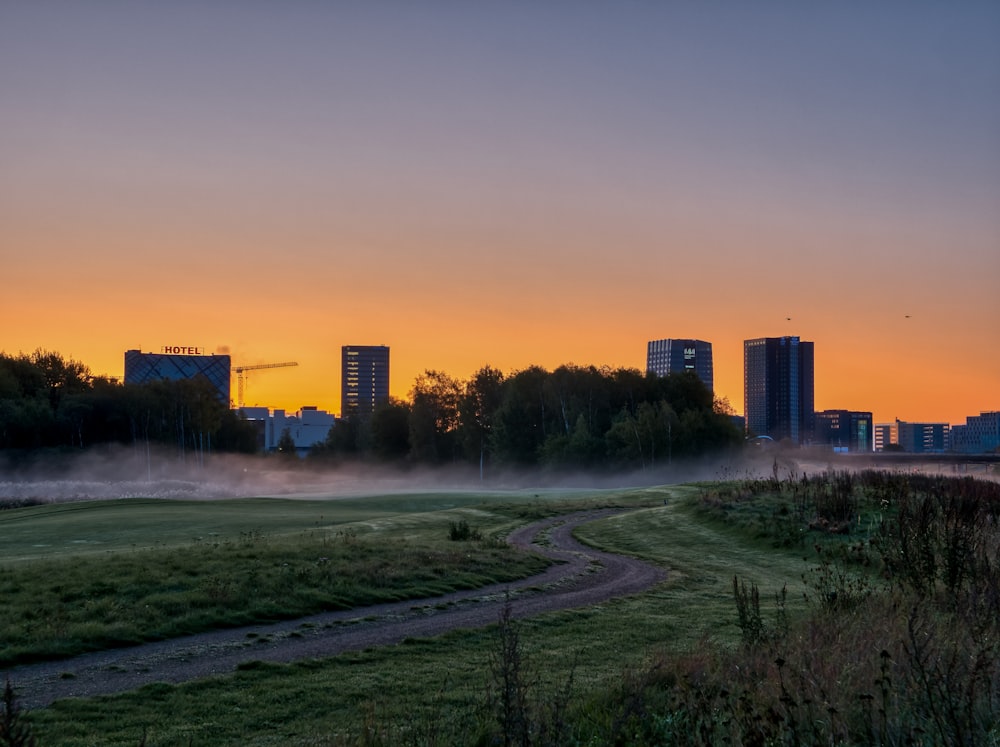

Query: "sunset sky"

xmin=2 ymin=2 xmax=998 ymax=425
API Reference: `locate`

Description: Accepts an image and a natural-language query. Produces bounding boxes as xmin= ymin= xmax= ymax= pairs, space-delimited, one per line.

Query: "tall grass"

xmin=591 ymin=471 xmax=1000 ymax=746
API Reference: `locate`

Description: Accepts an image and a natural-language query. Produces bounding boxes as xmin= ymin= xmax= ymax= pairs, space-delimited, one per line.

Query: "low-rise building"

xmin=896 ymin=420 xmax=950 ymax=454
xmin=239 ymin=406 xmax=336 ymax=454
xmin=814 ymin=410 xmax=873 ymax=452
xmin=874 ymin=422 xmax=898 ymax=451
xmin=950 ymin=411 xmax=1000 ymax=454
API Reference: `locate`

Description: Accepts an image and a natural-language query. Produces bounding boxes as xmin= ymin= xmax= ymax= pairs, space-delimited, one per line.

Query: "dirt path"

xmin=7 ymin=509 xmax=665 ymax=710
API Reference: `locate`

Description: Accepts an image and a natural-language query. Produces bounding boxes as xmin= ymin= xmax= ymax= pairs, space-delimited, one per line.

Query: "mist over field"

xmin=0 ymin=445 xmax=759 ymax=504
xmin=1 ymin=444 xmax=994 ymax=506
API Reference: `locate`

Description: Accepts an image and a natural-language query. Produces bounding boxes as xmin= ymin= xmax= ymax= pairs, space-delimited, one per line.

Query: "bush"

xmin=448 ymin=519 xmax=482 ymax=542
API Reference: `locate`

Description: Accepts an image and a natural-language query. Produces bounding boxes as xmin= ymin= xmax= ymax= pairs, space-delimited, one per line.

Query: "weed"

xmin=803 ymin=542 xmax=876 ymax=612
xmin=732 ymin=576 xmax=764 ymax=648
xmin=732 ymin=576 xmax=789 ymax=650
xmin=0 ymin=680 xmax=36 ymax=747
xmin=488 ymin=600 xmax=531 ymax=746
xmin=447 ymin=519 xmax=482 ymax=542
xmin=478 ymin=596 xmax=579 ymax=746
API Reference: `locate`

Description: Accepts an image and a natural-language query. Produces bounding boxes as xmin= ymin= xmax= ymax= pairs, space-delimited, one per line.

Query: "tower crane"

xmin=234 ymin=362 xmax=298 ymax=409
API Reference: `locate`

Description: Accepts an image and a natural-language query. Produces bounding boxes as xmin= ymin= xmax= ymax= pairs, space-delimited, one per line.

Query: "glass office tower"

xmin=744 ymin=336 xmax=814 ymax=444
xmin=646 ymin=338 xmax=714 ymax=392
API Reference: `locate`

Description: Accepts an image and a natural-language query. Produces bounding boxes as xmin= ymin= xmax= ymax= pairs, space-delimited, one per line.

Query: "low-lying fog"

xmin=0 ymin=445 xmax=995 ymax=505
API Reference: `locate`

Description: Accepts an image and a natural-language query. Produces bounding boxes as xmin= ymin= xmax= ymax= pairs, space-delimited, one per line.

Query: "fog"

xmin=0 ymin=445 xmax=995 ymax=506
xmin=0 ymin=445 xmax=758 ymax=505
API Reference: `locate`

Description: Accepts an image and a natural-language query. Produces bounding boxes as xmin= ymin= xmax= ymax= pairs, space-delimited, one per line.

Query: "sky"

xmin=2 ymin=1 xmax=998 ymax=425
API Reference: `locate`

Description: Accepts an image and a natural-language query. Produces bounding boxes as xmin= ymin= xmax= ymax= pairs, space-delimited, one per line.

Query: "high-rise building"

xmin=814 ymin=410 xmax=873 ymax=452
xmin=744 ymin=336 xmax=814 ymax=444
xmin=646 ymin=339 xmax=713 ymax=391
xmin=341 ymin=345 xmax=390 ymax=416
xmin=124 ymin=348 xmax=231 ymax=404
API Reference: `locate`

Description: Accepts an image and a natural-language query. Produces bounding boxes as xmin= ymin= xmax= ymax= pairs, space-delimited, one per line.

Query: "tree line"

xmin=315 ymin=364 xmax=742 ymax=471
xmin=1 ymin=351 xmax=741 ymax=470
xmin=0 ymin=350 xmax=257 ymax=457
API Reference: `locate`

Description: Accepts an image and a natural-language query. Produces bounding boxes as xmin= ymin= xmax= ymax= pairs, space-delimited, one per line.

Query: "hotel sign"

xmin=161 ymin=346 xmax=205 ymax=355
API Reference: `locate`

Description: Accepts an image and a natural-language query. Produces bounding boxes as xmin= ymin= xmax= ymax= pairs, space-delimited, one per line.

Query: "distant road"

xmin=6 ymin=508 xmax=666 ymax=709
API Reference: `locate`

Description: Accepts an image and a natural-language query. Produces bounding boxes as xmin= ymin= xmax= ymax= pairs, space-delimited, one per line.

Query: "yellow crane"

xmin=234 ymin=362 xmax=298 ymax=408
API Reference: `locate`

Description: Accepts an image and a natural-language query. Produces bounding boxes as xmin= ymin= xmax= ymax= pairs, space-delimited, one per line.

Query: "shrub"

xmin=448 ymin=519 xmax=482 ymax=542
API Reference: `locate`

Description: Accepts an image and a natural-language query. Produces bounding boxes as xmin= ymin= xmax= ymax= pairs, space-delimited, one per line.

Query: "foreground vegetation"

xmin=5 ymin=472 xmax=999 ymax=745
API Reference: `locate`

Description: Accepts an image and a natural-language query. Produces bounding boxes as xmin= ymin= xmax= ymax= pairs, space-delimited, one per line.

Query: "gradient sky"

xmin=2 ymin=1 xmax=998 ymax=425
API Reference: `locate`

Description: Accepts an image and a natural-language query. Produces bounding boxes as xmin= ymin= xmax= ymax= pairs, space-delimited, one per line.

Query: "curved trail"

xmin=7 ymin=509 xmax=665 ymax=709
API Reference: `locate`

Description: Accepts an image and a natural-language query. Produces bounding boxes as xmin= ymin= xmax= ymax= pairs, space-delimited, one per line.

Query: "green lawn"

xmin=0 ymin=490 xmax=599 ymax=562
xmin=0 ymin=487 xmax=661 ymax=665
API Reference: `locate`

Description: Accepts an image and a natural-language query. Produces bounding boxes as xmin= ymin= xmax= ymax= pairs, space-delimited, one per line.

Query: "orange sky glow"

xmin=2 ymin=4 xmax=998 ymax=427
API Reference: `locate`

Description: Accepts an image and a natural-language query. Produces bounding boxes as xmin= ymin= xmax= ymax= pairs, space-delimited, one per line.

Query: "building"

xmin=646 ymin=338 xmax=714 ymax=392
xmin=896 ymin=420 xmax=950 ymax=453
xmin=240 ymin=406 xmax=336 ymax=454
xmin=874 ymin=423 xmax=898 ymax=452
xmin=814 ymin=410 xmax=873 ymax=452
xmin=744 ymin=336 xmax=815 ymax=445
xmin=124 ymin=348 xmax=230 ymax=404
xmin=341 ymin=345 xmax=390 ymax=416
xmin=949 ymin=411 xmax=999 ymax=454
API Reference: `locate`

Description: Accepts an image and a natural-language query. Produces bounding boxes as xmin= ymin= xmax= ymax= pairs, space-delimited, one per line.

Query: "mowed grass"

xmin=19 ymin=485 xmax=821 ymax=746
xmin=0 ymin=488 xmax=655 ymax=666
xmin=0 ymin=489 xmax=609 ymax=562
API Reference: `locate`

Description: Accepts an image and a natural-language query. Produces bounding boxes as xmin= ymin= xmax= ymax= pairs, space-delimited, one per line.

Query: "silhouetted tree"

xmin=370 ymin=397 xmax=411 ymax=460
xmin=408 ymin=370 xmax=462 ymax=463
xmin=276 ymin=428 xmax=297 ymax=459
xmin=491 ymin=366 xmax=549 ymax=465
xmin=458 ymin=365 xmax=505 ymax=477
xmin=315 ymin=415 xmax=361 ymax=459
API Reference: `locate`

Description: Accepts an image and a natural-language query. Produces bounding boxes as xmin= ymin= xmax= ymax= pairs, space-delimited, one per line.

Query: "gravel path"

xmin=6 ymin=508 xmax=665 ymax=710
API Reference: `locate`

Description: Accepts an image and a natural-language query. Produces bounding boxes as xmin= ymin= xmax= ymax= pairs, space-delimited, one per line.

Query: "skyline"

xmin=2 ymin=3 xmax=998 ymax=425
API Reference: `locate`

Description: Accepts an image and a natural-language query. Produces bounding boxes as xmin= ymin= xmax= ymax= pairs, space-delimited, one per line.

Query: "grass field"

xmin=0 ymin=488 xmax=616 ymax=562
xmin=0 ymin=488 xmax=653 ymax=666
xmin=0 ymin=482 xmax=829 ymax=745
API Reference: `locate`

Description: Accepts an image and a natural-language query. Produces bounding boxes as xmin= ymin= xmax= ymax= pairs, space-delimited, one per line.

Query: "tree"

xmin=458 ymin=366 xmax=505 ymax=478
xmin=276 ymin=428 xmax=297 ymax=459
xmin=408 ymin=370 xmax=462 ymax=463
xmin=540 ymin=413 xmax=605 ymax=468
xmin=714 ymin=395 xmax=737 ymax=417
xmin=370 ymin=397 xmax=411 ymax=460
xmin=605 ymin=407 xmax=643 ymax=468
xmin=653 ymin=370 xmax=714 ymax=415
xmin=311 ymin=416 xmax=360 ymax=461
xmin=491 ymin=366 xmax=549 ymax=466
xmin=29 ymin=349 xmax=91 ymax=411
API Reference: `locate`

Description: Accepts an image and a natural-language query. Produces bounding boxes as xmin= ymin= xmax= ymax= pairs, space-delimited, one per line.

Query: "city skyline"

xmin=2 ymin=3 xmax=998 ymax=425
xmin=12 ymin=336 xmax=996 ymax=431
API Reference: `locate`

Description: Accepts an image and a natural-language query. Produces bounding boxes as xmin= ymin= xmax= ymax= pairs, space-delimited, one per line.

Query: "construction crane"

xmin=234 ymin=362 xmax=298 ymax=409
